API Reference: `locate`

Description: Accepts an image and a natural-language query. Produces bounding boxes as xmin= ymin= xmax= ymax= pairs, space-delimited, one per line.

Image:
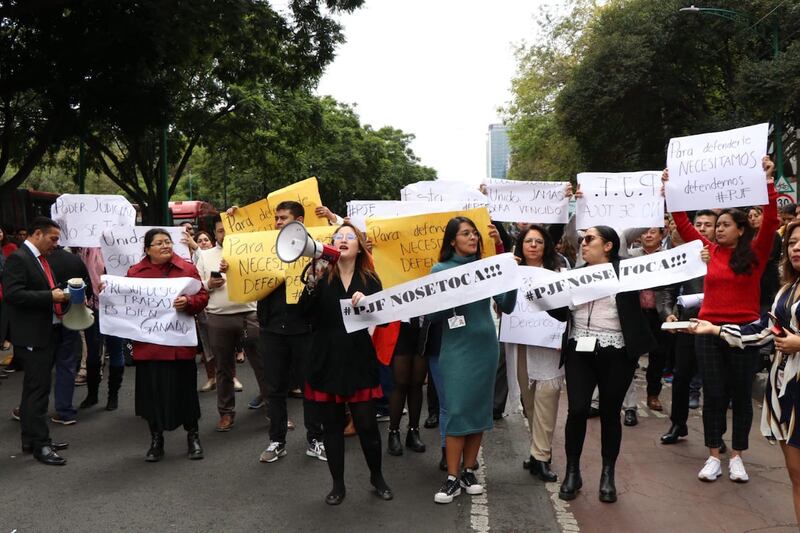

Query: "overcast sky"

xmin=316 ymin=1 xmax=550 ymax=185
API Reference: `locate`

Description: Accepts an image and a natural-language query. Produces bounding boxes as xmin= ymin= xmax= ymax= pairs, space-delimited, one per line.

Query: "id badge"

xmin=575 ymin=337 xmax=598 ymax=353
xmin=448 ymin=315 xmax=466 ymax=329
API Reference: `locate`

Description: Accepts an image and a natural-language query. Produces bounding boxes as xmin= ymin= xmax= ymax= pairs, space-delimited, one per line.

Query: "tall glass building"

xmin=486 ymin=124 xmax=510 ymax=179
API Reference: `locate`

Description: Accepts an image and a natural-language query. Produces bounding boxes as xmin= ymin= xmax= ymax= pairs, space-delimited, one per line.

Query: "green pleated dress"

xmin=428 ymin=254 xmax=517 ymax=436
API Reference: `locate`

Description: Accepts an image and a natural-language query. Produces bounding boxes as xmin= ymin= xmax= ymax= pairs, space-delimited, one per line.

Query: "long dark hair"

xmin=514 ymin=224 xmax=559 ymax=271
xmin=781 ymin=221 xmax=800 ymax=286
xmin=438 ymin=216 xmax=483 ymax=262
xmin=591 ymin=225 xmax=621 ymax=262
xmin=327 ymin=222 xmax=378 ymax=285
xmin=717 ymin=208 xmax=757 ymax=275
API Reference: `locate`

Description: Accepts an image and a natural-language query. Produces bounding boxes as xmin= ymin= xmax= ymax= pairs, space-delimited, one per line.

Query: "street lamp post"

xmin=680 ymin=5 xmax=783 ymax=180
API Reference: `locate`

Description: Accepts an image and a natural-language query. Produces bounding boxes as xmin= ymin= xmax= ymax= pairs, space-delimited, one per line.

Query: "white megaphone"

xmin=276 ymin=221 xmax=341 ymax=264
xmin=62 ymin=278 xmax=95 ymax=331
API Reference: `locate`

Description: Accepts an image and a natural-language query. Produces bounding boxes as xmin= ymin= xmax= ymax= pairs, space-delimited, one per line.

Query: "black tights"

xmin=318 ymin=401 xmax=388 ymax=497
xmin=389 ymin=354 xmax=427 ymax=430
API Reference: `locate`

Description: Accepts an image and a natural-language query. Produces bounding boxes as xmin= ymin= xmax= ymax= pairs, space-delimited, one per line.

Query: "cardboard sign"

xmin=222 ymin=198 xmax=273 ymax=234
xmin=222 ymin=230 xmax=285 ymax=302
xmin=346 ymin=200 xmax=465 ymax=232
xmin=100 ymin=226 xmax=191 ymax=276
xmin=267 ymin=177 xmax=329 ymax=227
xmin=51 ymin=194 xmax=137 ymax=247
xmin=665 ymin=123 xmax=769 ymax=211
xmin=485 ymin=179 xmax=569 ymax=224
xmin=500 ymin=306 xmax=566 ymax=349
xmin=99 ymin=275 xmax=201 ymax=346
xmin=576 ymin=172 xmax=663 ymax=229
xmin=400 ymin=180 xmax=488 ymax=209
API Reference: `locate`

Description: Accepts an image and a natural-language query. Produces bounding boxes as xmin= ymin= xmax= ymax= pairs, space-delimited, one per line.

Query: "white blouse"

xmin=570 ymin=295 xmax=625 ymax=348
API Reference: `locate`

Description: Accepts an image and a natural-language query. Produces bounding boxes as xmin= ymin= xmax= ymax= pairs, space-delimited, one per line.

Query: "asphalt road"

xmin=0 ymin=358 xmax=558 ymax=533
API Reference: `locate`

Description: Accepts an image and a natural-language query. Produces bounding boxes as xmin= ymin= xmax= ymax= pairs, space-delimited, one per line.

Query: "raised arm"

xmin=751 ymin=157 xmax=779 ymax=263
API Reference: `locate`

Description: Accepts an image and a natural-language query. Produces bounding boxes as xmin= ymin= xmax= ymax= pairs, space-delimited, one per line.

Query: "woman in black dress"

xmin=300 ymin=222 xmax=392 ymax=505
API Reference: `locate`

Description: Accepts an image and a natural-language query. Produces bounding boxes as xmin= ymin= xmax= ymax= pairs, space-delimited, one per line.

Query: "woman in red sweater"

xmin=667 ymin=156 xmax=778 ymax=483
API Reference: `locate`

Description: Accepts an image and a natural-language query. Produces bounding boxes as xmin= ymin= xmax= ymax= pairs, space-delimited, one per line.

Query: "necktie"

xmin=38 ymin=255 xmax=64 ymax=317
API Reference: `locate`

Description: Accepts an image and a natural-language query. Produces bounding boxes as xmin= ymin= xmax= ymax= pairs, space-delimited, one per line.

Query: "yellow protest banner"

xmin=366 ymin=207 xmax=495 ymax=289
xmin=283 ymin=225 xmax=337 ymax=304
xmin=267 ymin=177 xmax=329 ymax=227
xmin=223 ymin=230 xmax=285 ymax=302
xmin=223 ymin=198 xmax=273 ymax=234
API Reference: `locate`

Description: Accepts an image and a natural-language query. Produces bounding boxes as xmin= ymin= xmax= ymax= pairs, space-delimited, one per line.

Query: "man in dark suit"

xmin=2 ymin=217 xmax=71 ymax=465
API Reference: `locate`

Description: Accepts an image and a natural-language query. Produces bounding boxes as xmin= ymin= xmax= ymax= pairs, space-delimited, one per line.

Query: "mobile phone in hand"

xmin=768 ymin=311 xmax=789 ymax=337
xmin=210 ymin=271 xmax=222 ymax=279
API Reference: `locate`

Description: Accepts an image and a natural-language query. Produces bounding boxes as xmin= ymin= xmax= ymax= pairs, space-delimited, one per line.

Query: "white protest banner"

xmin=346 ymin=200 xmax=464 ymax=231
xmin=617 ymin=240 xmax=707 ymax=291
xmin=485 ymin=179 xmax=569 ymax=224
xmin=500 ymin=304 xmax=566 ymax=349
xmin=51 ymin=194 xmax=137 ymax=247
xmin=340 ymin=253 xmax=519 ymax=333
xmin=576 ymin=172 xmax=663 ymax=229
xmin=99 ymin=275 xmax=201 ymax=346
xmin=100 ymin=226 xmax=192 ymax=276
xmin=400 ymin=181 xmax=488 ymax=209
xmin=523 ymin=263 xmax=619 ymax=311
xmin=665 ymin=123 xmax=769 ymax=211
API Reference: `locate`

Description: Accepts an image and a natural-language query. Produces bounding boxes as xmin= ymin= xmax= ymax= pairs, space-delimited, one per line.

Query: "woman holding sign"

xmin=666 ymin=157 xmax=778 ymax=483
xmin=299 ymin=222 xmax=392 ymax=506
xmin=428 ymin=216 xmax=517 ymax=505
xmin=127 ymin=229 xmax=209 ymax=462
xmin=548 ymin=225 xmax=656 ymax=503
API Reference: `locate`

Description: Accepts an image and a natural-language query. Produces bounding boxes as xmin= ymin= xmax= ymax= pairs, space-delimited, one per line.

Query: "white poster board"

xmin=100 ymin=226 xmax=192 ymax=276
xmin=500 ymin=306 xmax=566 ymax=349
xmin=400 ymin=181 xmax=488 ymax=210
xmin=346 ymin=200 xmax=464 ymax=232
xmin=51 ymin=194 xmax=137 ymax=247
xmin=99 ymin=275 xmax=201 ymax=346
xmin=617 ymin=240 xmax=707 ymax=291
xmin=665 ymin=123 xmax=769 ymax=211
xmin=485 ymin=179 xmax=569 ymax=224
xmin=576 ymin=172 xmax=663 ymax=229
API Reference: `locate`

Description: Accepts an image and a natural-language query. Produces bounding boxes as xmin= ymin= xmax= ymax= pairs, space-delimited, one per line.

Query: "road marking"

xmin=546 ymin=482 xmax=580 ymax=532
xmin=470 ymin=447 xmax=490 ymax=532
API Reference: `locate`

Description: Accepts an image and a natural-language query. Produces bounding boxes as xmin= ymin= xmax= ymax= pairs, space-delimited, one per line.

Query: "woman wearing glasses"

xmin=126 ymin=229 xmax=209 ymax=462
xmin=429 ymin=216 xmax=517 ymax=504
xmin=300 ymin=222 xmax=392 ymax=505
xmin=548 ymin=226 xmax=655 ymax=503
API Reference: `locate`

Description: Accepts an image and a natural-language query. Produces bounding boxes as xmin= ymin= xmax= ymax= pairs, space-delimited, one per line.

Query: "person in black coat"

xmin=1 ymin=217 xmax=71 ymax=465
xmin=299 ymin=222 xmax=392 ymax=506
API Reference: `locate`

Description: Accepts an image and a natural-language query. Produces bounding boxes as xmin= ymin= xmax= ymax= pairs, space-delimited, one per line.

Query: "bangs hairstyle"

xmin=328 ymin=222 xmax=377 ymax=285
xmin=143 ymin=228 xmax=172 ymax=252
xmin=438 ymin=216 xmax=483 ymax=263
xmin=781 ymin=221 xmax=800 ymax=286
xmin=717 ymin=208 xmax=757 ymax=275
xmin=591 ymin=225 xmax=621 ymax=262
xmin=514 ymin=224 xmax=559 ymax=271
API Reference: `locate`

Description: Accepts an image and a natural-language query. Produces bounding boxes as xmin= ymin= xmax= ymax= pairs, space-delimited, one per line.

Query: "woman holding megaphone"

xmin=299 ymin=222 xmax=393 ymax=505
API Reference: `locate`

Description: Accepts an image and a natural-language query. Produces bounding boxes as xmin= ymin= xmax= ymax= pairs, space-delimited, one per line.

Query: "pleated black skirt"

xmin=135 ymin=360 xmax=200 ymax=432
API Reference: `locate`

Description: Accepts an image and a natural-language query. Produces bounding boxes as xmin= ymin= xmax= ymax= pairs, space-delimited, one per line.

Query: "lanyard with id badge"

xmin=575 ymin=301 xmax=598 ymax=354
xmin=448 ymin=307 xmax=466 ymax=330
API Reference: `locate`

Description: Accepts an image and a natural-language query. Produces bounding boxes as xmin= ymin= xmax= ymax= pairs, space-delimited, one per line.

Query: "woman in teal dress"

xmin=429 ymin=216 xmax=517 ymax=504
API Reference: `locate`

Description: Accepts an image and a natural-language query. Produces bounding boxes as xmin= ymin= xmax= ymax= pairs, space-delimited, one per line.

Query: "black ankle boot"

xmin=387 ymin=430 xmax=403 ymax=456
xmin=531 ymin=458 xmax=558 ymax=482
xmin=405 ymin=427 xmax=426 ymax=453
xmin=325 ymin=484 xmax=346 ymax=505
xmin=599 ymin=461 xmax=617 ymax=503
xmin=105 ymin=366 xmax=123 ymax=411
xmin=187 ymin=430 xmax=204 ymax=460
xmin=439 ymin=447 xmax=447 ymax=471
xmin=146 ymin=432 xmax=164 ymax=462
xmin=558 ymin=461 xmax=582 ymax=500
xmin=80 ymin=367 xmax=101 ymax=409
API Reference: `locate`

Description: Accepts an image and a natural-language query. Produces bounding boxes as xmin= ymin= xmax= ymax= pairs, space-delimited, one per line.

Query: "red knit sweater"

xmin=672 ymin=182 xmax=779 ymax=324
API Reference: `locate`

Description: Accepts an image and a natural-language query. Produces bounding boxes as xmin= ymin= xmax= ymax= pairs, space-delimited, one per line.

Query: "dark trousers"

xmin=564 ymin=345 xmax=637 ymax=462
xmin=375 ymin=362 xmax=393 ymax=416
xmin=695 ymin=335 xmax=758 ymax=451
xmin=18 ymin=328 xmax=60 ymax=449
xmin=53 ymin=328 xmax=81 ymax=420
xmin=644 ymin=309 xmax=670 ymax=397
xmin=207 ymin=312 xmax=266 ymax=416
xmin=261 ymin=330 xmax=322 ymax=445
xmin=493 ymin=343 xmax=509 ymax=415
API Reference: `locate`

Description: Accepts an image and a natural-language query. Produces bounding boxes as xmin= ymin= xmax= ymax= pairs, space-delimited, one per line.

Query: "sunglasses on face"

xmin=580 ymin=234 xmax=602 ymax=245
xmin=333 ymin=233 xmax=357 ymax=241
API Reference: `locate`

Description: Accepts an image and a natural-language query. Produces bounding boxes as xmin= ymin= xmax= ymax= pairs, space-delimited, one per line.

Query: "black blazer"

xmin=548 ymin=259 xmax=657 ymax=363
xmin=1 ymin=243 xmax=57 ymax=348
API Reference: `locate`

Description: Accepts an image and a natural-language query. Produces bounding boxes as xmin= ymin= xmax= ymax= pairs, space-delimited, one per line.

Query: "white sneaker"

xmin=306 ymin=439 xmax=327 ymax=462
xmin=233 ymin=377 xmax=244 ymax=392
xmin=697 ymin=456 xmax=722 ymax=481
xmin=728 ymin=455 xmax=749 ymax=482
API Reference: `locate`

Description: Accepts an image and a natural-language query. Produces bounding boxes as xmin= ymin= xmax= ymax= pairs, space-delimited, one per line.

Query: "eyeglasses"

xmin=523 ymin=238 xmax=545 ymax=246
xmin=457 ymin=230 xmax=480 ymax=238
xmin=580 ymin=234 xmax=602 ymax=245
xmin=332 ymin=233 xmax=357 ymax=241
xmin=149 ymin=240 xmax=173 ymax=247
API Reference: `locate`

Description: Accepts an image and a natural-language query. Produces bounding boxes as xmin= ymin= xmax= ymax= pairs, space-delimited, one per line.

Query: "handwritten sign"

xmin=500 ymin=306 xmax=566 ymax=349
xmin=485 ymin=179 xmax=569 ymax=224
xmin=283 ymin=225 xmax=337 ymax=304
xmin=100 ymin=226 xmax=191 ymax=276
xmin=340 ymin=254 xmax=519 ymax=333
xmin=223 ymin=230 xmax=285 ymax=302
xmin=400 ymin=181 xmax=488 ymax=209
xmin=51 ymin=194 xmax=136 ymax=247
xmin=665 ymin=123 xmax=769 ymax=211
xmin=367 ymin=207 xmax=496 ymax=289
xmin=267 ymin=177 xmax=329 ymax=227
xmin=617 ymin=240 xmax=706 ymax=291
xmin=223 ymin=198 xmax=272 ymax=234
xmin=576 ymin=172 xmax=663 ymax=229
xmin=346 ymin=200 xmax=465 ymax=232
xmin=99 ymin=275 xmax=201 ymax=346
